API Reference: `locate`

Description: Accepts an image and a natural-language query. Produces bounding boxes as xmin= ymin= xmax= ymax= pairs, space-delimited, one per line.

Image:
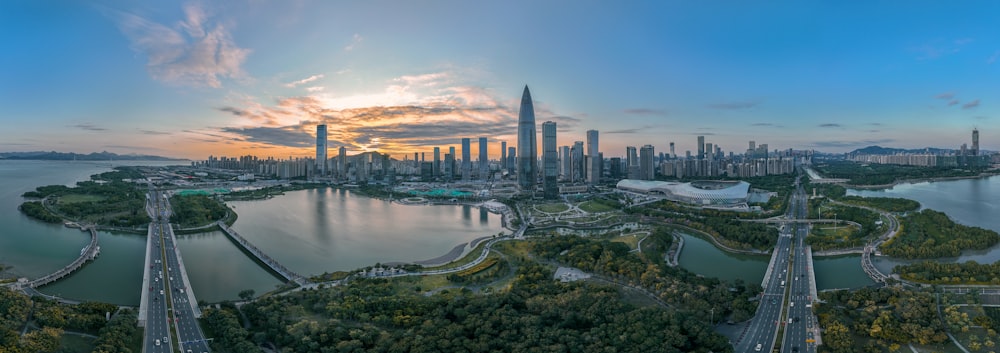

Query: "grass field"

xmin=578 ymin=201 xmax=615 ymax=213
xmin=58 ymin=194 xmax=106 ymax=204
xmin=810 ymin=224 xmax=858 ymax=239
xmin=535 ymin=203 xmax=569 ymax=213
xmin=610 ymin=233 xmax=642 ymax=250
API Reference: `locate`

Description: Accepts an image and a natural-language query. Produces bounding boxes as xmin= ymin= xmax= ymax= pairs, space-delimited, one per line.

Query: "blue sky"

xmin=0 ymin=1 xmax=996 ymax=159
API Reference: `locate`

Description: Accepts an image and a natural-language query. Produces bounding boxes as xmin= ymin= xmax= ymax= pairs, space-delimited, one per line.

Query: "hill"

xmin=848 ymin=145 xmax=953 ymax=155
xmin=0 ymin=151 xmax=180 ymax=161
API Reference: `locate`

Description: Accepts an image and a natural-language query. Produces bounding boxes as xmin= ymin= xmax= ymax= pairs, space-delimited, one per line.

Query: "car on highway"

xmin=755 ymin=343 xmax=762 ymax=351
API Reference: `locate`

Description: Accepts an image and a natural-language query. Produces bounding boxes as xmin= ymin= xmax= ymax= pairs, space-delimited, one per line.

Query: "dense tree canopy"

xmin=242 ymin=263 xmax=734 ymax=353
xmin=880 ymin=209 xmax=999 ymax=259
xmin=816 ymin=287 xmax=948 ymax=353
xmin=169 ymin=194 xmax=229 ymax=227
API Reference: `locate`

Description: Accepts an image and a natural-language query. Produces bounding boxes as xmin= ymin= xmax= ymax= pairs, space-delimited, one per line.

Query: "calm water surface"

xmin=228 ymin=188 xmax=505 ymax=276
xmin=849 ymin=175 xmax=1000 ymax=268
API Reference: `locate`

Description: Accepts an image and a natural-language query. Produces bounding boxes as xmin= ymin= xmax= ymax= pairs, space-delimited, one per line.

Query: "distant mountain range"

xmin=848 ymin=145 xmax=955 ymax=155
xmin=0 ymin=151 xmax=182 ymax=161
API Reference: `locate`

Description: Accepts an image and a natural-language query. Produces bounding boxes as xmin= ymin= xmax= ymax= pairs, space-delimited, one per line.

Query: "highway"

xmin=782 ymin=183 xmax=819 ymax=353
xmin=144 ymin=205 xmax=172 ymax=353
xmin=736 ymin=198 xmax=796 ymax=352
xmin=146 ymin=190 xmax=212 ymax=353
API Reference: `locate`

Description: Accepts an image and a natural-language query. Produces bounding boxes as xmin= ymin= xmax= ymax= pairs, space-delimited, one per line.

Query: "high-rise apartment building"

xmin=542 ymin=121 xmax=558 ymax=198
xmin=517 ymin=86 xmax=537 ymax=192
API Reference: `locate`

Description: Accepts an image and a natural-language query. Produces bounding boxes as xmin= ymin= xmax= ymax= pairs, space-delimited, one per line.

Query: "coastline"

xmin=841 ymin=172 xmax=999 ymax=190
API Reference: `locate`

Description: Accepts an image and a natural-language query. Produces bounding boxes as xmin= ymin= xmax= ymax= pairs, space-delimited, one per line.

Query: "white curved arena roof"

xmin=616 ymin=179 xmax=750 ymax=205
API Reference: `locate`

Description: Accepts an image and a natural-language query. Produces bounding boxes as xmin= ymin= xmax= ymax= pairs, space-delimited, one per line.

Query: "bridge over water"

xmin=216 ymin=221 xmax=309 ymax=286
xmin=24 ymin=225 xmax=100 ymax=289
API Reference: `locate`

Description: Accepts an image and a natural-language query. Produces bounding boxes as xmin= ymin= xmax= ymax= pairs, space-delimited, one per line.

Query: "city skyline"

xmin=2 ymin=1 xmax=999 ymax=160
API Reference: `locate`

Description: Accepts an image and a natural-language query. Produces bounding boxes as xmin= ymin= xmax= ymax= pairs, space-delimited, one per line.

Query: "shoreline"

xmin=841 ymin=172 xmax=999 ymax=190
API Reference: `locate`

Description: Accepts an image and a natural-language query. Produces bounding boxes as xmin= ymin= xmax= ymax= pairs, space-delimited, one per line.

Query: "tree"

xmin=239 ymin=289 xmax=256 ymax=302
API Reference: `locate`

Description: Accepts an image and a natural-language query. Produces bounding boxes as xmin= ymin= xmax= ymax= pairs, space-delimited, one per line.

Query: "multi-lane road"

xmin=782 ymin=183 xmax=819 ymax=353
xmin=146 ymin=191 xmax=212 ymax=353
xmin=737 ymin=175 xmax=820 ymax=353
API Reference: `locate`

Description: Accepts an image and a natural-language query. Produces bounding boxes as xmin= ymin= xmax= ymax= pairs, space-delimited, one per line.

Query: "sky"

xmin=1 ymin=1 xmax=997 ymax=160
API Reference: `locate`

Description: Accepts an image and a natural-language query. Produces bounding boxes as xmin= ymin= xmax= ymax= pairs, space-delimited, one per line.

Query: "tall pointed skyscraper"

xmin=517 ymin=85 xmax=537 ymax=192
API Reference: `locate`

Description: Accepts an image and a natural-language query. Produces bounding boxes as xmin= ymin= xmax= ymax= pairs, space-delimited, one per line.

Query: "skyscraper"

xmin=507 ymin=147 xmax=516 ymax=175
xmin=697 ymin=135 xmax=705 ymax=159
xmin=542 ymin=121 xmax=558 ymax=198
xmin=559 ymin=146 xmax=571 ymax=180
xmin=501 ymin=141 xmax=507 ymax=170
xmin=338 ymin=146 xmax=347 ymax=180
xmin=448 ymin=146 xmax=456 ymax=180
xmin=315 ymin=125 xmax=328 ymax=176
xmin=586 ymin=130 xmax=599 ymax=184
xmin=517 ymin=86 xmax=537 ymax=192
xmin=571 ymin=141 xmax=584 ymax=182
xmin=669 ymin=142 xmax=675 ymax=159
xmin=433 ymin=147 xmax=441 ymax=177
xmin=972 ymin=128 xmax=980 ymax=156
xmin=479 ymin=137 xmax=488 ymax=180
xmin=626 ymin=146 xmax=639 ymax=179
xmin=462 ymin=138 xmax=471 ymax=181
xmin=640 ymin=145 xmax=655 ymax=180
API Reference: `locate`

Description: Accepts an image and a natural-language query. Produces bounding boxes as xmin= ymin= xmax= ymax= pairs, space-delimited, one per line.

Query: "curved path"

xmin=26 ymin=225 xmax=100 ymax=289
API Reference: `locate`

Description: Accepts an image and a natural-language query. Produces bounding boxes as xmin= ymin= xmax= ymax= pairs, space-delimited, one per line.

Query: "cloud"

xmin=751 ymin=123 xmax=775 ymax=127
xmin=707 ymin=101 xmax=759 ymax=110
xmin=285 ymin=74 xmax=324 ymax=88
xmin=868 ymin=122 xmax=883 ymax=126
xmin=962 ymin=99 xmax=980 ymax=109
xmin=216 ymin=74 xmax=527 ymax=154
xmin=108 ymin=2 xmax=250 ymax=88
xmin=221 ymin=126 xmax=315 ymax=147
xmin=305 ymin=86 xmax=325 ymax=92
xmin=913 ymin=38 xmax=973 ymax=60
xmin=935 ymin=92 xmax=955 ymax=100
xmin=138 ymin=129 xmax=171 ymax=135
xmin=975 ymin=116 xmax=990 ymax=120
xmin=818 ymin=123 xmax=841 ymax=128
xmin=72 ymin=123 xmax=107 ymax=132
xmin=344 ymin=33 xmax=362 ymax=51
xmin=622 ymin=108 xmax=666 ymax=116
xmin=954 ymin=38 xmax=975 ymax=46
xmin=948 ymin=99 xmax=960 ymax=106
xmin=989 ymin=51 xmax=1000 ymax=65
xmin=103 ymin=144 xmax=162 ymax=151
